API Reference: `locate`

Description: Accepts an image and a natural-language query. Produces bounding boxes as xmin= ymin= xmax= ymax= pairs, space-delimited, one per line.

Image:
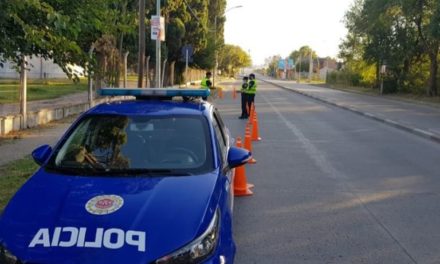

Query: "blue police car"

xmin=0 ymin=89 xmax=251 ymax=264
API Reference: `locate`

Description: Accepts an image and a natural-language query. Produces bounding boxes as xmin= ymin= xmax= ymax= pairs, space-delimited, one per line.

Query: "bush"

xmin=350 ymin=73 xmax=361 ymax=86
xmin=326 ymin=70 xmax=363 ymax=87
xmin=382 ymin=79 xmax=398 ymax=94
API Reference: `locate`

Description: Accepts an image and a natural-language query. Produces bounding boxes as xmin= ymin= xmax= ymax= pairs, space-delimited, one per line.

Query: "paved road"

xmin=262 ymin=78 xmax=440 ymax=142
xmin=1 ymin=81 xmax=440 ymax=263
xmin=216 ymin=81 xmax=440 ymax=263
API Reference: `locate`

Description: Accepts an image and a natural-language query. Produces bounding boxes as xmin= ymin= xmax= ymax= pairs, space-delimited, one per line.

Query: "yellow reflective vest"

xmin=201 ymin=77 xmax=211 ymax=90
xmin=241 ymin=81 xmax=249 ymax=93
xmin=248 ymin=79 xmax=257 ymax=94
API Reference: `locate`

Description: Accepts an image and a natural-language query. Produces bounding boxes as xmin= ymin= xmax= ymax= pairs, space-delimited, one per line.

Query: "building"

xmin=318 ymin=58 xmax=338 ymax=80
xmin=0 ymin=55 xmax=84 ymax=79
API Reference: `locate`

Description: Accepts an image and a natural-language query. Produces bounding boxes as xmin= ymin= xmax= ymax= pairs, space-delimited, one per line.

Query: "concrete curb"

xmin=261 ymin=79 xmax=440 ymax=144
xmin=0 ymin=96 xmax=128 ymax=136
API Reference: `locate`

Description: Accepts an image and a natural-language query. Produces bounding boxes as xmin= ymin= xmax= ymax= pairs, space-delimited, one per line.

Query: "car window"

xmin=49 ymin=114 xmax=214 ymax=175
xmin=213 ymin=112 xmax=228 ymax=164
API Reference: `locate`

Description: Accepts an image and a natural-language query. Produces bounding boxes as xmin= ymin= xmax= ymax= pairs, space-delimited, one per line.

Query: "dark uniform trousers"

xmin=247 ymin=94 xmax=255 ymax=115
xmin=241 ymin=93 xmax=248 ymax=118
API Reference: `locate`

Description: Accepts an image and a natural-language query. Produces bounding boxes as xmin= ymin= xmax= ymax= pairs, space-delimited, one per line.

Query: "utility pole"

xmin=213 ymin=16 xmax=217 ymax=88
xmin=138 ymin=0 xmax=146 ymax=88
xmin=161 ymin=59 xmax=167 ymax=87
xmin=213 ymin=5 xmax=242 ymax=83
xmin=124 ymin=51 xmax=129 ymax=88
xmin=88 ymin=45 xmax=95 ymax=107
xmin=308 ymin=51 xmax=312 ymax=82
xmin=325 ymin=58 xmax=329 ymax=83
xmin=185 ymin=50 xmax=189 ymax=87
xmin=145 ymin=55 xmax=150 ymax=88
xmin=155 ymin=0 xmax=161 ymax=88
xmin=19 ymin=56 xmax=27 ymax=129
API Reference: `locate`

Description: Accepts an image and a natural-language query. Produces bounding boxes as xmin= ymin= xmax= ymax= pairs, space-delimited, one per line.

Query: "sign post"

xmin=151 ymin=1 xmax=165 ymax=87
xmin=380 ymin=63 xmax=387 ymax=95
xmin=181 ymin=45 xmax=193 ymax=86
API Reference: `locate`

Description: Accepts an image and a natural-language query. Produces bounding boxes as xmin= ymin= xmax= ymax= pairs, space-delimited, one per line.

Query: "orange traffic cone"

xmin=244 ymin=125 xmax=257 ymax=164
xmin=252 ymin=114 xmax=262 ymax=141
xmin=248 ymin=105 xmax=254 ymax=125
xmin=232 ymin=87 xmax=237 ymax=99
xmin=218 ymin=88 xmax=223 ymax=99
xmin=248 ymin=103 xmax=255 ymax=125
xmin=234 ymin=137 xmax=253 ymax=196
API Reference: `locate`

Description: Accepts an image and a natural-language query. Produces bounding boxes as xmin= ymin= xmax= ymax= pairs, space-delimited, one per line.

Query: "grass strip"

xmin=0 ymin=79 xmax=87 ymax=103
xmin=0 ymin=156 xmax=38 ymax=211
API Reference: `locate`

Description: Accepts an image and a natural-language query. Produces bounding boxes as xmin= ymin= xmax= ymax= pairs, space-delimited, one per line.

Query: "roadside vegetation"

xmin=0 ymin=156 xmax=37 ymax=211
xmin=0 ymin=0 xmax=250 ymax=88
xmin=0 ymin=79 xmax=87 ymax=103
xmin=336 ymin=0 xmax=440 ymax=96
xmin=264 ymin=0 xmax=440 ymax=99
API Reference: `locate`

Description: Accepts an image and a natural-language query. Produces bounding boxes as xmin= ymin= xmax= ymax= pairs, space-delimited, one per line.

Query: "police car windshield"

xmin=49 ymin=114 xmax=214 ymax=176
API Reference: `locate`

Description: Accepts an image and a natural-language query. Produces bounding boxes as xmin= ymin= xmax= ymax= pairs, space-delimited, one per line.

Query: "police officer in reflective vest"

xmin=247 ymin=73 xmax=257 ymax=116
xmin=200 ymin=72 xmax=212 ymax=100
xmin=239 ymin=76 xmax=249 ymax=119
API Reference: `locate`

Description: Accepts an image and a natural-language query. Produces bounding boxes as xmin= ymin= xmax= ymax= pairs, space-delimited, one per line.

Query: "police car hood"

xmin=0 ymin=168 xmax=221 ymax=264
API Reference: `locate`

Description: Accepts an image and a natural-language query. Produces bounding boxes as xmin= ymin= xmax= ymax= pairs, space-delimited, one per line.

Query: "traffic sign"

xmin=180 ymin=45 xmax=194 ymax=63
xmin=151 ymin=16 xmax=165 ymax=41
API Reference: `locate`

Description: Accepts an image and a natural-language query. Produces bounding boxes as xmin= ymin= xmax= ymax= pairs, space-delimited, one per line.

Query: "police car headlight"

xmin=155 ymin=209 xmax=220 ymax=264
xmin=0 ymin=244 xmax=20 ymax=264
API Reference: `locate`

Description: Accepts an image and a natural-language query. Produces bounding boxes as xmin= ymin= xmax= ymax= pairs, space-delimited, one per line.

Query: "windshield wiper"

xmin=45 ymin=166 xmax=92 ymax=175
xmin=45 ymin=166 xmax=193 ymax=176
xmin=116 ymin=169 xmax=192 ymax=176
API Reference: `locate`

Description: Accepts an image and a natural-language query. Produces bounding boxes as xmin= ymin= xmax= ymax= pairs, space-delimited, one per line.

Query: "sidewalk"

xmin=0 ymin=118 xmax=72 ymax=166
xmin=261 ymin=77 xmax=440 ymax=143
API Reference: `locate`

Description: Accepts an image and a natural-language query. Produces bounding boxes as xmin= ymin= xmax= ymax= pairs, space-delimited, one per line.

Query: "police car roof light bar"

xmin=99 ymin=88 xmax=210 ymax=98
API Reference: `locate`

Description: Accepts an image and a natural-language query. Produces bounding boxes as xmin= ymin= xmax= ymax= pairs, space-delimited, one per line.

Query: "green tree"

xmin=218 ymin=44 xmax=251 ymax=76
xmin=289 ymin=46 xmax=318 ymax=72
xmin=0 ymin=0 xmax=87 ymax=77
xmin=338 ymin=0 xmax=437 ymax=93
xmin=0 ymin=0 xmax=139 ymax=85
xmin=410 ymin=0 xmax=440 ymax=95
xmin=264 ymin=55 xmax=282 ymax=76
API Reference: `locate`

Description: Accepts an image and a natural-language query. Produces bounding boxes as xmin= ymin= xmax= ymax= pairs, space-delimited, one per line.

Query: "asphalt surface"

xmin=1 ymin=81 xmax=440 ymax=263
xmin=262 ymin=78 xmax=440 ymax=143
xmin=216 ymin=81 xmax=440 ymax=263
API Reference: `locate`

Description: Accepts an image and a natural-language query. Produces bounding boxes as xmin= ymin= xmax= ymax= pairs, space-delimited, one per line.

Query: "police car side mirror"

xmin=32 ymin=145 xmax=52 ymax=166
xmin=227 ymin=147 xmax=251 ymax=169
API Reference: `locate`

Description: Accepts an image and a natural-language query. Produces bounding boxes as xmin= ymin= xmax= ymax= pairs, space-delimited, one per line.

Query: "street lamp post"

xmin=213 ymin=5 xmax=242 ymax=87
xmin=155 ymin=0 xmax=161 ymax=88
xmin=138 ymin=0 xmax=145 ymax=88
xmin=214 ymin=15 xmax=217 ymax=87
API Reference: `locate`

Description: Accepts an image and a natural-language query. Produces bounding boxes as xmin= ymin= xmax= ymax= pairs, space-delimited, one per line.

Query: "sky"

xmin=224 ymin=0 xmax=355 ymax=66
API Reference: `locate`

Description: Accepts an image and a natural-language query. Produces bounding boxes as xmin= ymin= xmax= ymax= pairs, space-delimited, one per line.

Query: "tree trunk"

xmin=400 ymin=59 xmax=410 ymax=91
xmin=428 ymin=49 xmax=438 ymax=96
xmin=116 ymin=1 xmax=127 ymax=88
xmin=115 ymin=34 xmax=124 ymax=88
xmin=375 ymin=61 xmax=380 ymax=89
xmin=170 ymin=61 xmax=175 ymax=86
